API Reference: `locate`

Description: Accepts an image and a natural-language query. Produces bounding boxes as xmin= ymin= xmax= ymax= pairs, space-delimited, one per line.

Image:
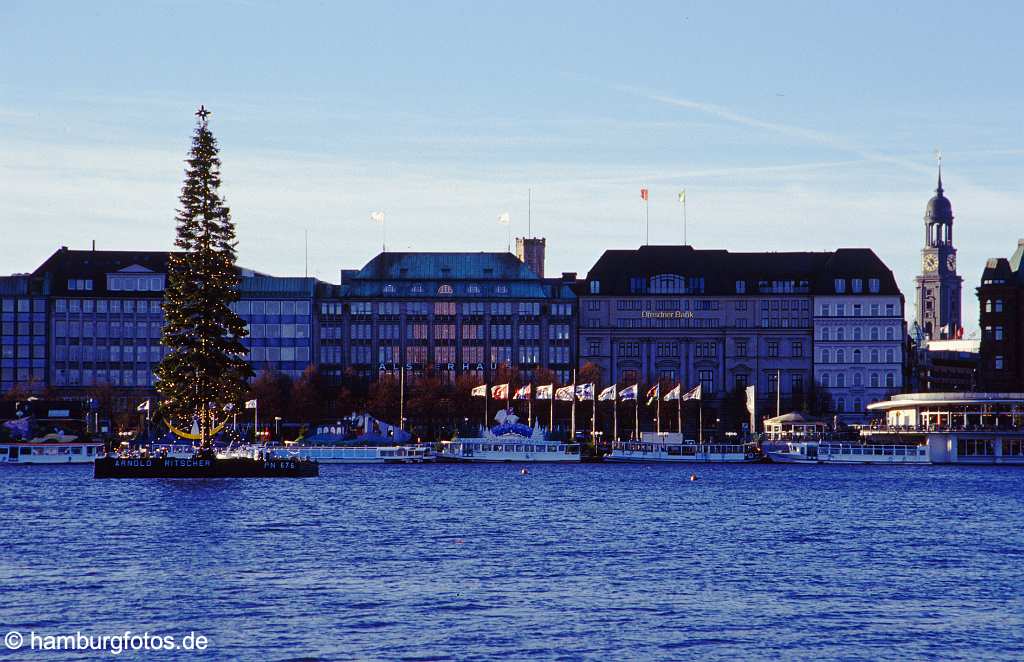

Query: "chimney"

xmin=516 ymin=236 xmax=546 ymax=278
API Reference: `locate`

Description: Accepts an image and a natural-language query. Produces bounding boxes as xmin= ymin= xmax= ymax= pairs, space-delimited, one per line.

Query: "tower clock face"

xmin=923 ymin=254 xmax=938 ymax=272
xmin=946 ymin=254 xmax=956 ymax=272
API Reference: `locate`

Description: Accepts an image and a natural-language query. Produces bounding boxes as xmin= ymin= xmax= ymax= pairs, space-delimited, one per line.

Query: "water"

xmin=2 ymin=463 xmax=1023 ymax=661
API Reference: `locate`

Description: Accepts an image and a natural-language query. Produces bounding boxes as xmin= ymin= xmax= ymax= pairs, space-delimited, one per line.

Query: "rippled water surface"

xmin=2 ymin=463 xmax=1024 ymax=660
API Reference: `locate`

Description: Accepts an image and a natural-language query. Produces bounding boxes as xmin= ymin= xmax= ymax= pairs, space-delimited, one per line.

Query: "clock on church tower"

xmin=914 ymin=166 xmax=963 ymax=340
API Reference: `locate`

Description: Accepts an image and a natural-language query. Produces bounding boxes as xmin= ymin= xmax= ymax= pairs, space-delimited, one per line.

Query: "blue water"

xmin=2 ymin=463 xmax=1023 ymax=661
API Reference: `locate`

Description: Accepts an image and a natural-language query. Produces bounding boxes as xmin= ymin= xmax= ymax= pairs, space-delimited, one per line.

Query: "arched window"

xmin=649 ymin=274 xmax=685 ymax=294
xmin=836 ymin=328 xmax=845 ymax=341
xmin=870 ymin=327 xmax=880 ymax=341
xmin=853 ymin=398 xmax=862 ymax=412
xmin=836 ymin=373 xmax=846 ymax=387
xmin=885 ymin=372 xmax=895 ymax=387
xmin=885 ymin=327 xmax=895 ymax=341
xmin=437 ymin=284 xmax=454 ymax=296
xmin=836 ymin=349 xmax=845 ymax=363
xmin=820 ymin=327 xmax=830 ymax=341
xmin=836 ymin=398 xmax=846 ymax=412
xmin=383 ymin=283 xmax=397 ymax=295
xmin=853 ymin=327 xmax=862 ymax=341
xmin=821 ymin=349 xmax=831 ymax=363
xmin=985 ymin=299 xmax=993 ymax=313
xmin=820 ymin=373 xmax=830 ymax=388
xmin=870 ymin=373 xmax=879 ymax=387
xmin=853 ymin=373 xmax=863 ymax=387
xmin=870 ymin=349 xmax=879 ymax=363
xmin=853 ymin=349 xmax=861 ymax=363
xmin=886 ymin=349 xmax=895 ymax=363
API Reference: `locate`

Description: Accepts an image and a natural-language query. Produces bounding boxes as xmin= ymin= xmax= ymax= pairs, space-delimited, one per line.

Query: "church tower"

xmin=915 ymin=166 xmax=963 ymax=340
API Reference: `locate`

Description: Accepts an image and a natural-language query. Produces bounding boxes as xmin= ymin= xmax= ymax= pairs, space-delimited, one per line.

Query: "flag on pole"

xmin=136 ymin=400 xmax=150 ymax=412
xmin=620 ymin=384 xmax=638 ymax=401
xmin=245 ymin=399 xmax=258 ymax=409
xmin=535 ymin=384 xmax=553 ymax=400
xmin=223 ymin=403 xmax=235 ymax=412
xmin=554 ymin=385 xmax=575 ymax=401
xmin=645 ymin=384 xmax=660 ymax=406
xmin=598 ymin=384 xmax=617 ymax=401
xmin=663 ymin=384 xmax=682 ymax=401
xmin=471 ymin=385 xmax=487 ymax=397
xmin=745 ymin=385 xmax=757 ymax=415
xmin=513 ymin=384 xmax=531 ymax=400
xmin=575 ymin=383 xmax=595 ymax=401
xmin=640 ymin=188 xmax=649 ymax=201
xmin=370 ymin=211 xmax=385 ymax=224
xmin=681 ymin=384 xmax=702 ymax=401
xmin=678 ymin=190 xmax=686 ymax=204
xmin=491 ymin=383 xmax=510 ymax=400
xmin=497 ymin=212 xmax=511 ymax=225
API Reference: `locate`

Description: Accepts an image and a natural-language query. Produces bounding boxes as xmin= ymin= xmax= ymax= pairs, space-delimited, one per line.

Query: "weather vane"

xmin=195 ymin=105 xmax=211 ymax=125
xmin=934 ymin=148 xmax=942 ymax=167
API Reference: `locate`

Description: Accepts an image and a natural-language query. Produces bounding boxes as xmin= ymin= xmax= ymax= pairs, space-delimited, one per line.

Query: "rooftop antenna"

xmin=528 ymin=188 xmax=532 ymax=236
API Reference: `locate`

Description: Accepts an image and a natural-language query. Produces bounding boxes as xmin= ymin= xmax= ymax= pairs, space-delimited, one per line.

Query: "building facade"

xmin=978 ymin=240 xmax=1024 ymax=390
xmin=579 ymin=245 xmax=904 ymax=426
xmin=915 ymin=170 xmax=963 ymax=340
xmin=321 ymin=251 xmax=577 ymax=384
xmin=812 ymin=249 xmax=906 ymax=423
xmin=0 ymin=274 xmax=47 ymax=394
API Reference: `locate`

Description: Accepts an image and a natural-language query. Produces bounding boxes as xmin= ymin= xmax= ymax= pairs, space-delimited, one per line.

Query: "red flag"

xmin=640 ymin=188 xmax=649 ymax=201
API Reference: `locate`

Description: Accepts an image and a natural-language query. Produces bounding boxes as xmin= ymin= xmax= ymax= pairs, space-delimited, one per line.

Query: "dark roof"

xmin=340 ymin=251 xmax=575 ymax=300
xmin=32 ymin=247 xmax=171 ymax=296
xmin=583 ymin=245 xmax=901 ymax=296
xmin=925 ymin=171 xmax=954 ymax=223
xmin=981 ymin=240 xmax=1024 ymax=286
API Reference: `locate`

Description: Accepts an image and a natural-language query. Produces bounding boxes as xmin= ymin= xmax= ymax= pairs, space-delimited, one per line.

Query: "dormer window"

xmin=735 ymin=280 xmax=746 ymax=294
xmin=589 ymin=281 xmax=600 ymax=294
xmin=834 ymin=278 xmax=846 ymax=294
xmin=851 ymin=278 xmax=863 ymax=293
xmin=868 ymin=278 xmax=880 ymax=293
xmin=68 ymin=279 xmax=93 ymax=291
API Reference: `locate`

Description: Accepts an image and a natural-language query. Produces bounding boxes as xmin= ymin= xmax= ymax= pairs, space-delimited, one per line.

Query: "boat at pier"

xmin=766 ymin=440 xmax=930 ymax=464
xmin=605 ymin=433 xmax=761 ymax=463
xmin=248 ymin=443 xmax=434 ymax=464
xmin=1 ymin=434 xmax=104 ymax=465
xmin=439 ymin=410 xmax=580 ymax=463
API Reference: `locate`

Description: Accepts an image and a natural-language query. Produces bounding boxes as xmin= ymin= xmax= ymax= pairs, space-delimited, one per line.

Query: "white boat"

xmin=276 ymin=443 xmax=434 ymax=464
xmin=231 ymin=443 xmax=434 ymax=464
xmin=766 ymin=440 xmax=930 ymax=464
xmin=439 ymin=408 xmax=580 ymax=463
xmin=0 ymin=435 xmax=104 ymax=465
xmin=606 ymin=433 xmax=760 ymax=463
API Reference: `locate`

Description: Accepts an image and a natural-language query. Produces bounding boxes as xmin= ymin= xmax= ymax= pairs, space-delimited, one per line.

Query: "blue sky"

xmin=3 ymin=1 xmax=1023 ymax=332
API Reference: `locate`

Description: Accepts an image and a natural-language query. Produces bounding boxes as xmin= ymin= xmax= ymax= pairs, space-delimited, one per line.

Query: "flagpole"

xmin=613 ymin=391 xmax=618 ymax=443
xmin=645 ymin=190 xmax=650 ymax=245
xmin=528 ymin=389 xmax=533 ymax=428
xmin=570 ymin=371 xmax=577 ymax=441
xmin=592 ymin=391 xmax=596 ymax=446
xmin=656 ymin=385 xmax=661 ymax=434
xmin=683 ymin=192 xmax=688 ymax=246
xmin=635 ymin=394 xmax=639 ymax=441
xmin=399 ymin=365 xmax=405 ymax=433
xmin=777 ymin=369 xmax=781 ymax=418
xmin=678 ymin=394 xmax=682 ymax=437
xmin=484 ymin=384 xmax=489 ymax=432
xmin=255 ymin=400 xmax=259 ymax=443
xmin=550 ymin=389 xmax=554 ymax=432
xmin=699 ymin=402 xmax=703 ymax=443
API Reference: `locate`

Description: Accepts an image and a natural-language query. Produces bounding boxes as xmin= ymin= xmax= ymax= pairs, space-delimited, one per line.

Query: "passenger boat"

xmin=766 ymin=440 xmax=930 ymax=464
xmin=439 ymin=412 xmax=580 ymax=463
xmin=253 ymin=443 xmax=435 ymax=464
xmin=0 ymin=435 xmax=104 ymax=465
xmin=605 ymin=433 xmax=761 ymax=463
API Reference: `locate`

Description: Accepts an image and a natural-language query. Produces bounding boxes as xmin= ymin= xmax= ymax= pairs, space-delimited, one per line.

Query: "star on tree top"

xmin=195 ymin=105 xmax=211 ymax=125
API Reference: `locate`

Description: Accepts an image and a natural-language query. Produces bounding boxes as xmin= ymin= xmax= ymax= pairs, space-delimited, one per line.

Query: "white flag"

xmin=245 ymin=399 xmax=258 ymax=409
xmin=745 ymin=385 xmax=756 ymax=415
xmin=619 ymin=384 xmax=638 ymax=401
xmin=575 ymin=383 xmax=595 ymax=401
xmin=471 ymin=385 xmax=487 ymax=397
xmin=554 ymin=385 xmax=575 ymax=401
xmin=598 ymin=385 xmax=617 ymax=401
xmin=136 ymin=400 xmax=150 ymax=412
xmin=535 ymin=384 xmax=553 ymax=400
xmin=663 ymin=385 xmax=682 ymax=401
xmin=497 ymin=212 xmax=511 ymax=225
xmin=370 ymin=211 xmax=385 ymax=224
xmin=681 ymin=384 xmax=702 ymax=401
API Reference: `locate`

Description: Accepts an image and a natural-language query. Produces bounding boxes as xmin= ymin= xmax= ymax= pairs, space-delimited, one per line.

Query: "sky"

xmin=2 ymin=1 xmax=1023 ymax=333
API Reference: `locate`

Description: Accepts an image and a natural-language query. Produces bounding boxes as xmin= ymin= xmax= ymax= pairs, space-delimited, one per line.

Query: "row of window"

xmin=0 ymin=299 xmax=46 ymax=313
xmin=819 ymin=326 xmax=899 ymax=341
xmin=820 ymin=348 xmax=899 ymax=364
xmin=56 ymin=299 xmax=162 ymax=314
xmin=833 ymin=278 xmax=882 ymax=294
xmin=819 ymin=372 xmax=898 ymax=388
xmin=819 ymin=302 xmax=898 ymax=317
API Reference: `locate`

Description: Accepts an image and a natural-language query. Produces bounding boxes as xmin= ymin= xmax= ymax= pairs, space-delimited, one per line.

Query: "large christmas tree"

xmin=156 ymin=106 xmax=253 ymax=443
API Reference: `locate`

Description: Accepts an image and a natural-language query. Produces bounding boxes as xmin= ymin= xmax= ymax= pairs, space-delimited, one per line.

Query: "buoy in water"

xmin=689 ymin=473 xmax=698 ymax=481
xmin=520 ymin=468 xmax=529 ymax=475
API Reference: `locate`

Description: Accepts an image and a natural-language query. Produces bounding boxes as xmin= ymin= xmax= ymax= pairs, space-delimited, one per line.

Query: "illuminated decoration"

xmin=165 ymin=417 xmax=229 ymax=440
xmin=154 ymin=106 xmax=254 ymax=445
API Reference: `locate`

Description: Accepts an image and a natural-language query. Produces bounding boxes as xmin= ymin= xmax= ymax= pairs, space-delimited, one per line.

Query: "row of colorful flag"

xmin=470 ymin=383 xmax=702 ymax=403
xmin=640 ymin=188 xmax=686 ymax=203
